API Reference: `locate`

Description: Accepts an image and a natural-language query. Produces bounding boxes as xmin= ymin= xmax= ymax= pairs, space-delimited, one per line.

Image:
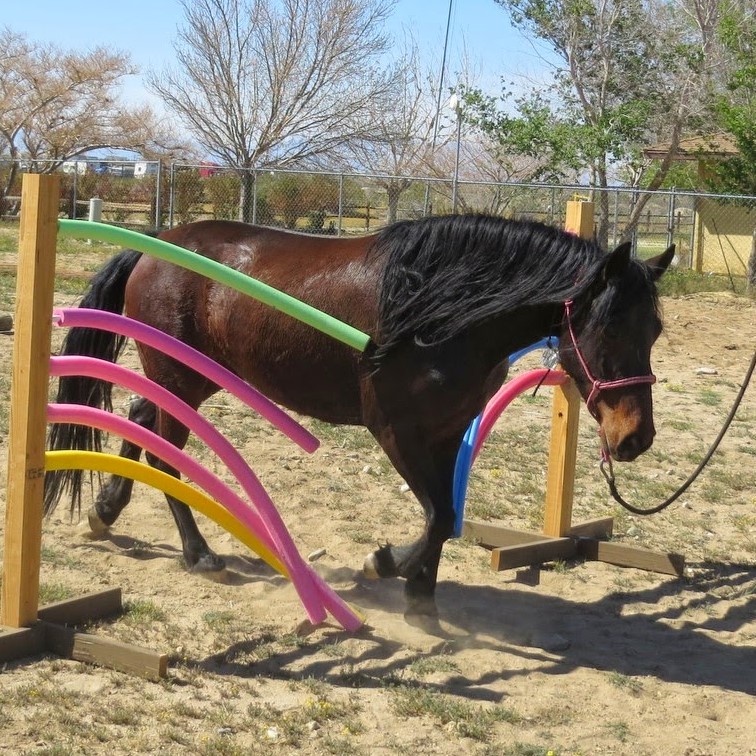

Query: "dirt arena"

xmin=0 ymin=288 xmax=754 ymax=755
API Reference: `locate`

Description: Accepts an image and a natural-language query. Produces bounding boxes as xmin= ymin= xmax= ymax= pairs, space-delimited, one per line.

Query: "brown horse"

xmin=45 ymin=214 xmax=674 ymax=616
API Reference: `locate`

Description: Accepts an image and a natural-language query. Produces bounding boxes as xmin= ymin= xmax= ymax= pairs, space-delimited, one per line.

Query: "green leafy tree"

xmin=173 ymin=168 xmax=205 ymax=225
xmin=706 ymin=5 xmax=756 ymax=195
xmin=464 ymin=0 xmax=715 ymax=244
xmin=265 ymin=173 xmax=340 ymax=229
xmin=205 ymin=172 xmax=241 ymax=220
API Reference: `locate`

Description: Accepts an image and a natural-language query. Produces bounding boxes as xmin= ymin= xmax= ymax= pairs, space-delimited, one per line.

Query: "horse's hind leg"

xmin=90 ymin=397 xmax=224 ymax=573
xmin=146 ymin=410 xmax=225 ymax=574
xmin=89 ymin=396 xmax=155 ymax=534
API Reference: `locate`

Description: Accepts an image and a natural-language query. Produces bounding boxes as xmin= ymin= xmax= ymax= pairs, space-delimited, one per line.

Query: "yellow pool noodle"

xmin=45 ymin=450 xmax=287 ymax=578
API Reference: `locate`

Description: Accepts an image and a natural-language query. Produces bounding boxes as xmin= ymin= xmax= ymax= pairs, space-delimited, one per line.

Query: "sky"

xmin=3 ymin=0 xmax=551 ymax=108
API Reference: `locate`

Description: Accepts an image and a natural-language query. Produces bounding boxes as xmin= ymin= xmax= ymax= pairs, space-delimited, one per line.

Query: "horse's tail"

xmin=44 ymin=249 xmax=143 ymax=516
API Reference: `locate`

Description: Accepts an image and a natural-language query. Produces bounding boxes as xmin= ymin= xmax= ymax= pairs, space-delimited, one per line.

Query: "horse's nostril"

xmin=616 ymin=433 xmax=652 ymax=461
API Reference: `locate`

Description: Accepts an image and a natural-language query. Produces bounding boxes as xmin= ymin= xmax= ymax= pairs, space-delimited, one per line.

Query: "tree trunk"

xmin=595 ymin=162 xmax=610 ymax=248
xmin=386 ymin=182 xmax=402 ymax=225
xmin=622 ymin=124 xmax=683 ymax=243
xmin=385 ymin=178 xmax=412 ymax=225
xmin=238 ymin=169 xmax=255 ymax=223
xmin=0 ymin=160 xmax=19 ymax=220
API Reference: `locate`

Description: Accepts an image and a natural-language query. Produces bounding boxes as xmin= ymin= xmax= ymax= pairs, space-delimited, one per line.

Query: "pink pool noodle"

xmin=472 ymin=369 xmax=569 ymax=461
xmin=48 ymin=404 xmax=277 ymax=555
xmin=50 ymin=356 xmax=335 ymax=626
xmin=48 ymin=403 xmax=361 ymax=630
xmin=54 ymin=308 xmax=319 ymax=454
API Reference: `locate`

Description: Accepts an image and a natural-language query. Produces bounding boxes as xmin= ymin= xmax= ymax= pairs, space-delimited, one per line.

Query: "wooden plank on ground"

xmin=577 ymin=540 xmax=685 ymax=576
xmin=491 ymin=537 xmax=577 ymax=571
xmin=44 ymin=623 xmax=169 ymax=681
xmin=462 ymin=520 xmax=549 ymax=550
xmin=568 ymin=517 xmax=614 ymax=540
xmin=0 ymin=625 xmax=46 ymax=663
xmin=37 ymin=589 xmax=123 ymax=626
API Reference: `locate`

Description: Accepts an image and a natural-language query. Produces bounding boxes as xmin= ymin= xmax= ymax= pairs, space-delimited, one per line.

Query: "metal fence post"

xmin=168 ymin=162 xmax=176 ymax=228
xmin=548 ymin=187 xmax=556 ymax=226
xmin=337 ymin=173 xmax=344 ymax=236
xmin=251 ymin=169 xmax=258 ymax=225
xmin=630 ymin=188 xmax=639 ymax=255
xmin=667 ymin=188 xmax=676 ymax=250
xmin=71 ymin=169 xmax=78 ymax=219
xmin=155 ymin=161 xmax=163 ymax=230
xmin=88 ymin=197 xmax=102 ymax=223
xmin=689 ymin=202 xmax=698 ymax=270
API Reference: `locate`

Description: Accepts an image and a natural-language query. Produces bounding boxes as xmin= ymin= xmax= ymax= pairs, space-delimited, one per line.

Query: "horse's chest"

xmin=380 ymin=360 xmax=485 ymax=430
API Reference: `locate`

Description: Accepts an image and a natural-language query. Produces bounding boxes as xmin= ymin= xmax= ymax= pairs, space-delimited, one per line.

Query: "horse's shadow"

xmin=186 ymin=560 xmax=756 ymax=699
xmin=73 ymin=531 xmax=287 ymax=586
xmin=71 ymin=532 xmax=755 ymax=697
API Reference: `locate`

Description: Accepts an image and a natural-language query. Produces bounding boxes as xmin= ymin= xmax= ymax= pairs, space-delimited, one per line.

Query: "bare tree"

xmin=430 ymin=130 xmax=559 ymax=216
xmin=340 ymin=39 xmax=450 ymax=223
xmin=0 ymin=27 xmax=177 ymax=203
xmin=148 ymin=0 xmax=397 ymax=220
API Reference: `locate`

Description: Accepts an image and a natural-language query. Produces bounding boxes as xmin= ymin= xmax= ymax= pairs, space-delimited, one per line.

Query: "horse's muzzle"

xmin=596 ymin=391 xmax=656 ymax=462
xmin=611 ymin=429 xmax=654 ymax=462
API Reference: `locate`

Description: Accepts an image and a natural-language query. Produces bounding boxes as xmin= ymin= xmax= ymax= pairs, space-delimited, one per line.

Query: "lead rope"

xmin=599 ymin=347 xmax=756 ymax=515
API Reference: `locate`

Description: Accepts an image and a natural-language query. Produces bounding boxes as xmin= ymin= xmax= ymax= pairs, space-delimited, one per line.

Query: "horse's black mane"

xmin=370 ymin=214 xmax=608 ymax=357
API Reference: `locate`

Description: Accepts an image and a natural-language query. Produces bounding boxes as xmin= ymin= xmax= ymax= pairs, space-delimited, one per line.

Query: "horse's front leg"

xmin=363 ymin=429 xmax=459 ymax=617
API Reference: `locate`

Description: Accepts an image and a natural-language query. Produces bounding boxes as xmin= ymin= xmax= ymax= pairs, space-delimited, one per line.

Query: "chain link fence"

xmin=0 ymin=158 xmax=163 ymax=228
xmin=2 ymin=159 xmax=754 ymax=277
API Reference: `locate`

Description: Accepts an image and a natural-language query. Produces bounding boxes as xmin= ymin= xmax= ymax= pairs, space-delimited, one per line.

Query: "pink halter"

xmin=564 ymin=299 xmax=656 ymax=419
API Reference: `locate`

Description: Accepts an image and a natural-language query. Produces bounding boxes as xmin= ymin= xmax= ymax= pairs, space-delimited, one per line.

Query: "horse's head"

xmin=558 ymin=242 xmax=675 ymax=462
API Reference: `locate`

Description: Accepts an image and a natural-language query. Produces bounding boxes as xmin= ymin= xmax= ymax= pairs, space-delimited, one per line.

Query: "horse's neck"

xmin=476 ymin=303 xmax=562 ymax=365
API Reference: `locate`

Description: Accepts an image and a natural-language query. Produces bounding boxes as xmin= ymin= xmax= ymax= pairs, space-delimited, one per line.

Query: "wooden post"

xmin=1 ymin=173 xmax=59 ymax=628
xmin=0 ymin=175 xmax=171 ymax=676
xmin=540 ymin=199 xmax=593 ymax=537
xmin=464 ymin=198 xmax=684 ymax=574
xmin=542 ymin=377 xmax=581 ymax=537
xmin=564 ymin=198 xmax=594 ymax=239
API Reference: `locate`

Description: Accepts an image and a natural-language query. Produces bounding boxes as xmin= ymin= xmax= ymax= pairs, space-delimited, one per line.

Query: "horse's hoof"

xmin=404 ymin=596 xmax=439 ymax=620
xmin=187 ymin=552 xmax=227 ymax=574
xmin=363 ymin=552 xmax=381 ymax=580
xmin=87 ymin=507 xmax=111 ymax=536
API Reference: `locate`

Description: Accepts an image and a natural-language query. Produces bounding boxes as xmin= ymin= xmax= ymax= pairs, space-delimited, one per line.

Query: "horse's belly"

xmin=220 ymin=321 xmax=366 ymax=426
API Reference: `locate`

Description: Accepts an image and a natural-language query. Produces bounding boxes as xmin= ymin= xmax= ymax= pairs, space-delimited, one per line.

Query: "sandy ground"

xmin=0 ymin=289 xmax=754 ymax=756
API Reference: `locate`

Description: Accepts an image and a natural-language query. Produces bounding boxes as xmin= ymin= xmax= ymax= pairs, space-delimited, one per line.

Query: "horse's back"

xmin=124 ymin=220 xmax=382 ymax=423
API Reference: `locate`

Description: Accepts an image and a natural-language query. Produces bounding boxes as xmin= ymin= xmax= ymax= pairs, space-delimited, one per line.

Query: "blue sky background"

xmin=4 ymin=0 xmax=551 ymax=106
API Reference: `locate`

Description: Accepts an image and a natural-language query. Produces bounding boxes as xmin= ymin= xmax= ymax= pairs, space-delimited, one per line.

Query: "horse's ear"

xmin=645 ymin=244 xmax=676 ymax=281
xmin=602 ymin=241 xmax=632 ymax=283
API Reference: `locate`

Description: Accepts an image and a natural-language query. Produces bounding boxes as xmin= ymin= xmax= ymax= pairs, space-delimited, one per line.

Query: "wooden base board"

xmin=463 ymin=517 xmax=685 ymax=577
xmin=0 ymin=588 xmax=168 ymax=680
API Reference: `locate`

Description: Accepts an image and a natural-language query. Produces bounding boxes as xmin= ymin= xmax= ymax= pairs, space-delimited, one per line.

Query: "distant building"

xmin=644 ymin=135 xmax=754 ymax=276
xmin=135 ymin=161 xmax=159 ymax=179
xmin=61 ymin=159 xmax=89 ymax=175
xmin=199 ymin=162 xmax=221 ymax=178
